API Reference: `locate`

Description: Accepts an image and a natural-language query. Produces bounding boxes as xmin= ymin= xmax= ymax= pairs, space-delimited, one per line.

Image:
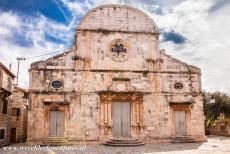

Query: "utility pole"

xmin=16 ymin=57 xmax=26 ymax=85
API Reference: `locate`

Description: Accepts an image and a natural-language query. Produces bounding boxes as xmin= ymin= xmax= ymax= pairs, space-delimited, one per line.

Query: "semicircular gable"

xmin=77 ymin=4 xmax=159 ymax=33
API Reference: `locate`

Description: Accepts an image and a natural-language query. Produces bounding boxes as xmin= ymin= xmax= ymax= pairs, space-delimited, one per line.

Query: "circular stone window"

xmin=50 ymin=80 xmax=63 ymax=89
xmin=109 ymin=39 xmax=128 ymax=62
xmin=174 ymin=82 xmax=183 ymax=90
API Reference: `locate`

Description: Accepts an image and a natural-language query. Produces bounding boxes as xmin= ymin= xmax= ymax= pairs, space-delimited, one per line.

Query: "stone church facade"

xmin=27 ymin=4 xmax=206 ymax=145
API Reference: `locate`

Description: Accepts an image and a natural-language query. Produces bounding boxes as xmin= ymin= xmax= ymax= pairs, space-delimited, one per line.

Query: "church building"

xmin=27 ymin=4 xmax=206 ymax=145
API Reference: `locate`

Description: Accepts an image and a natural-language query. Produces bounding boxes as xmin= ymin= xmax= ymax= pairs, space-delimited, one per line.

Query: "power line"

xmin=15 ymin=47 xmax=71 ymax=85
xmin=26 ymin=47 xmax=71 ymax=59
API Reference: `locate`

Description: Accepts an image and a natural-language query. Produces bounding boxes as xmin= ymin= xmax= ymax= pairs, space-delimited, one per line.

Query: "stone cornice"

xmin=77 ymin=28 xmax=160 ymax=35
xmin=28 ymin=68 xmax=201 ymax=75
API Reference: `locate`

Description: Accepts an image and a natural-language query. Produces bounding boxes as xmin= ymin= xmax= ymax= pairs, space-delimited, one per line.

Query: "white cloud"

xmin=151 ymin=0 xmax=230 ymax=93
xmin=61 ymin=0 xmax=92 ymax=15
xmin=0 ymin=11 xmax=73 ymax=88
xmin=0 ymin=12 xmax=21 ymax=39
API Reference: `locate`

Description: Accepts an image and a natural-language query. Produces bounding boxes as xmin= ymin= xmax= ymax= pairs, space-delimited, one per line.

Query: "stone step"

xmin=43 ymin=141 xmax=68 ymax=144
xmin=103 ymin=143 xmax=145 ymax=147
xmin=110 ymin=138 xmax=139 ymax=141
xmin=174 ymin=135 xmax=192 ymax=138
xmin=44 ymin=137 xmax=68 ymax=140
xmin=0 ymin=141 xmax=8 ymax=147
xmin=43 ymin=140 xmax=68 ymax=142
xmin=171 ymin=136 xmax=196 ymax=143
xmin=171 ymin=140 xmax=196 ymax=143
xmin=103 ymin=138 xmax=145 ymax=147
xmin=106 ymin=140 xmax=143 ymax=144
xmin=41 ymin=137 xmax=70 ymax=146
xmin=174 ymin=137 xmax=195 ymax=140
xmin=41 ymin=142 xmax=71 ymax=146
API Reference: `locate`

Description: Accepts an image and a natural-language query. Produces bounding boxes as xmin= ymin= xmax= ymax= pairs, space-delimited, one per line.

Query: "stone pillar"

xmin=107 ymin=95 xmax=113 ymax=135
xmin=131 ymin=94 xmax=143 ymax=137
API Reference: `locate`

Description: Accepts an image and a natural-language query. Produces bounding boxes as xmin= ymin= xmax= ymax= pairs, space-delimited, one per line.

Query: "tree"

xmin=203 ymin=91 xmax=230 ymax=128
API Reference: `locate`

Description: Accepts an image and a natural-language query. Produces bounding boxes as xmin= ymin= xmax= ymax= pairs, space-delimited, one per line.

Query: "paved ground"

xmin=1 ymin=136 xmax=230 ymax=154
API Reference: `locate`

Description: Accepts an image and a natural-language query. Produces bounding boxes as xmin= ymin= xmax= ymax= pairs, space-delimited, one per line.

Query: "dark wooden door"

xmin=49 ymin=111 xmax=65 ymax=137
xmin=10 ymin=128 xmax=16 ymax=143
xmin=112 ymin=102 xmax=131 ymax=138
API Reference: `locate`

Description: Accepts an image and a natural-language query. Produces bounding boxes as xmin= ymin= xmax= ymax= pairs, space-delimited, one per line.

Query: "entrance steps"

xmin=103 ymin=138 xmax=145 ymax=147
xmin=0 ymin=141 xmax=8 ymax=147
xmin=171 ymin=135 xmax=196 ymax=143
xmin=41 ymin=137 xmax=70 ymax=146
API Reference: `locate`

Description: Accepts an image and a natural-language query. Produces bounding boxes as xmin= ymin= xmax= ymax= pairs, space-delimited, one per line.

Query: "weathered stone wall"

xmin=208 ymin=117 xmax=230 ymax=136
xmin=27 ymin=92 xmax=100 ymax=140
xmin=0 ymin=87 xmax=27 ymax=146
xmin=28 ymin=62 xmax=204 ymax=142
xmin=11 ymin=87 xmax=27 ymax=142
xmin=28 ymin=4 xmax=206 ymax=144
xmin=0 ymin=66 xmax=14 ymax=93
xmin=0 ymin=64 xmax=18 ymax=146
xmin=76 ymin=31 xmax=159 ymax=69
xmin=0 ymin=97 xmax=13 ymax=145
xmin=77 ymin=4 xmax=158 ymax=33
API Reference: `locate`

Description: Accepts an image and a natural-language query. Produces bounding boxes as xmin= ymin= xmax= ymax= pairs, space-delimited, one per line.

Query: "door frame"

xmin=44 ymin=103 xmax=68 ymax=137
xmin=10 ymin=128 xmax=17 ymax=143
xmin=170 ymin=104 xmax=192 ymax=136
xmin=99 ymin=92 xmax=144 ymax=139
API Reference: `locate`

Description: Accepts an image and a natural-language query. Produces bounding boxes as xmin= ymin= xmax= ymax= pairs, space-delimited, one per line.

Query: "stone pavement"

xmin=1 ymin=136 xmax=230 ymax=154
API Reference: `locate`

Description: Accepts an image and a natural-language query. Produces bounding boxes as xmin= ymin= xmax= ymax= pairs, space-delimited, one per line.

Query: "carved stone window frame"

xmin=50 ymin=79 xmax=64 ymax=90
xmin=173 ymin=81 xmax=184 ymax=90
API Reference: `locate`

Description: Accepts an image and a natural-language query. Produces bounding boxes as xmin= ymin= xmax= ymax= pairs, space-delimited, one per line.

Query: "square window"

xmin=12 ymin=108 xmax=20 ymax=117
xmin=2 ymin=99 xmax=8 ymax=114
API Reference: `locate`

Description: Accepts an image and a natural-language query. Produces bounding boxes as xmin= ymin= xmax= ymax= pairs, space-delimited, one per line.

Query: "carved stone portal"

xmin=99 ymin=92 xmax=144 ymax=139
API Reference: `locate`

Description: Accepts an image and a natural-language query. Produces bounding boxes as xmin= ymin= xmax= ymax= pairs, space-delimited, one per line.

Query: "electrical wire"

xmin=25 ymin=47 xmax=71 ymax=60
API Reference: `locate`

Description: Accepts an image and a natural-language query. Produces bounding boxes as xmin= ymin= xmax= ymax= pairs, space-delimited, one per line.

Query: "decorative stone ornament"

xmin=109 ymin=39 xmax=129 ymax=62
xmin=117 ymin=83 xmax=126 ymax=91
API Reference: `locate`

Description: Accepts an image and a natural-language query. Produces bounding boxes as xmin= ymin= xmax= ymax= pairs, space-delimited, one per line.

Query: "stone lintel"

xmin=112 ymin=78 xmax=130 ymax=81
xmin=43 ymin=101 xmax=70 ymax=105
xmin=169 ymin=101 xmax=194 ymax=105
xmin=97 ymin=90 xmax=150 ymax=95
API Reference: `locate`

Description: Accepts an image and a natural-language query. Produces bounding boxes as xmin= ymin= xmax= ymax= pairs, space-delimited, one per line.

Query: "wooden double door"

xmin=174 ymin=111 xmax=187 ymax=136
xmin=49 ymin=111 xmax=65 ymax=137
xmin=112 ymin=102 xmax=131 ymax=138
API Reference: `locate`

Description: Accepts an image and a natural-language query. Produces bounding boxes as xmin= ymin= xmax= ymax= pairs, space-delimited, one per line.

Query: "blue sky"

xmin=0 ymin=0 xmax=230 ymax=93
